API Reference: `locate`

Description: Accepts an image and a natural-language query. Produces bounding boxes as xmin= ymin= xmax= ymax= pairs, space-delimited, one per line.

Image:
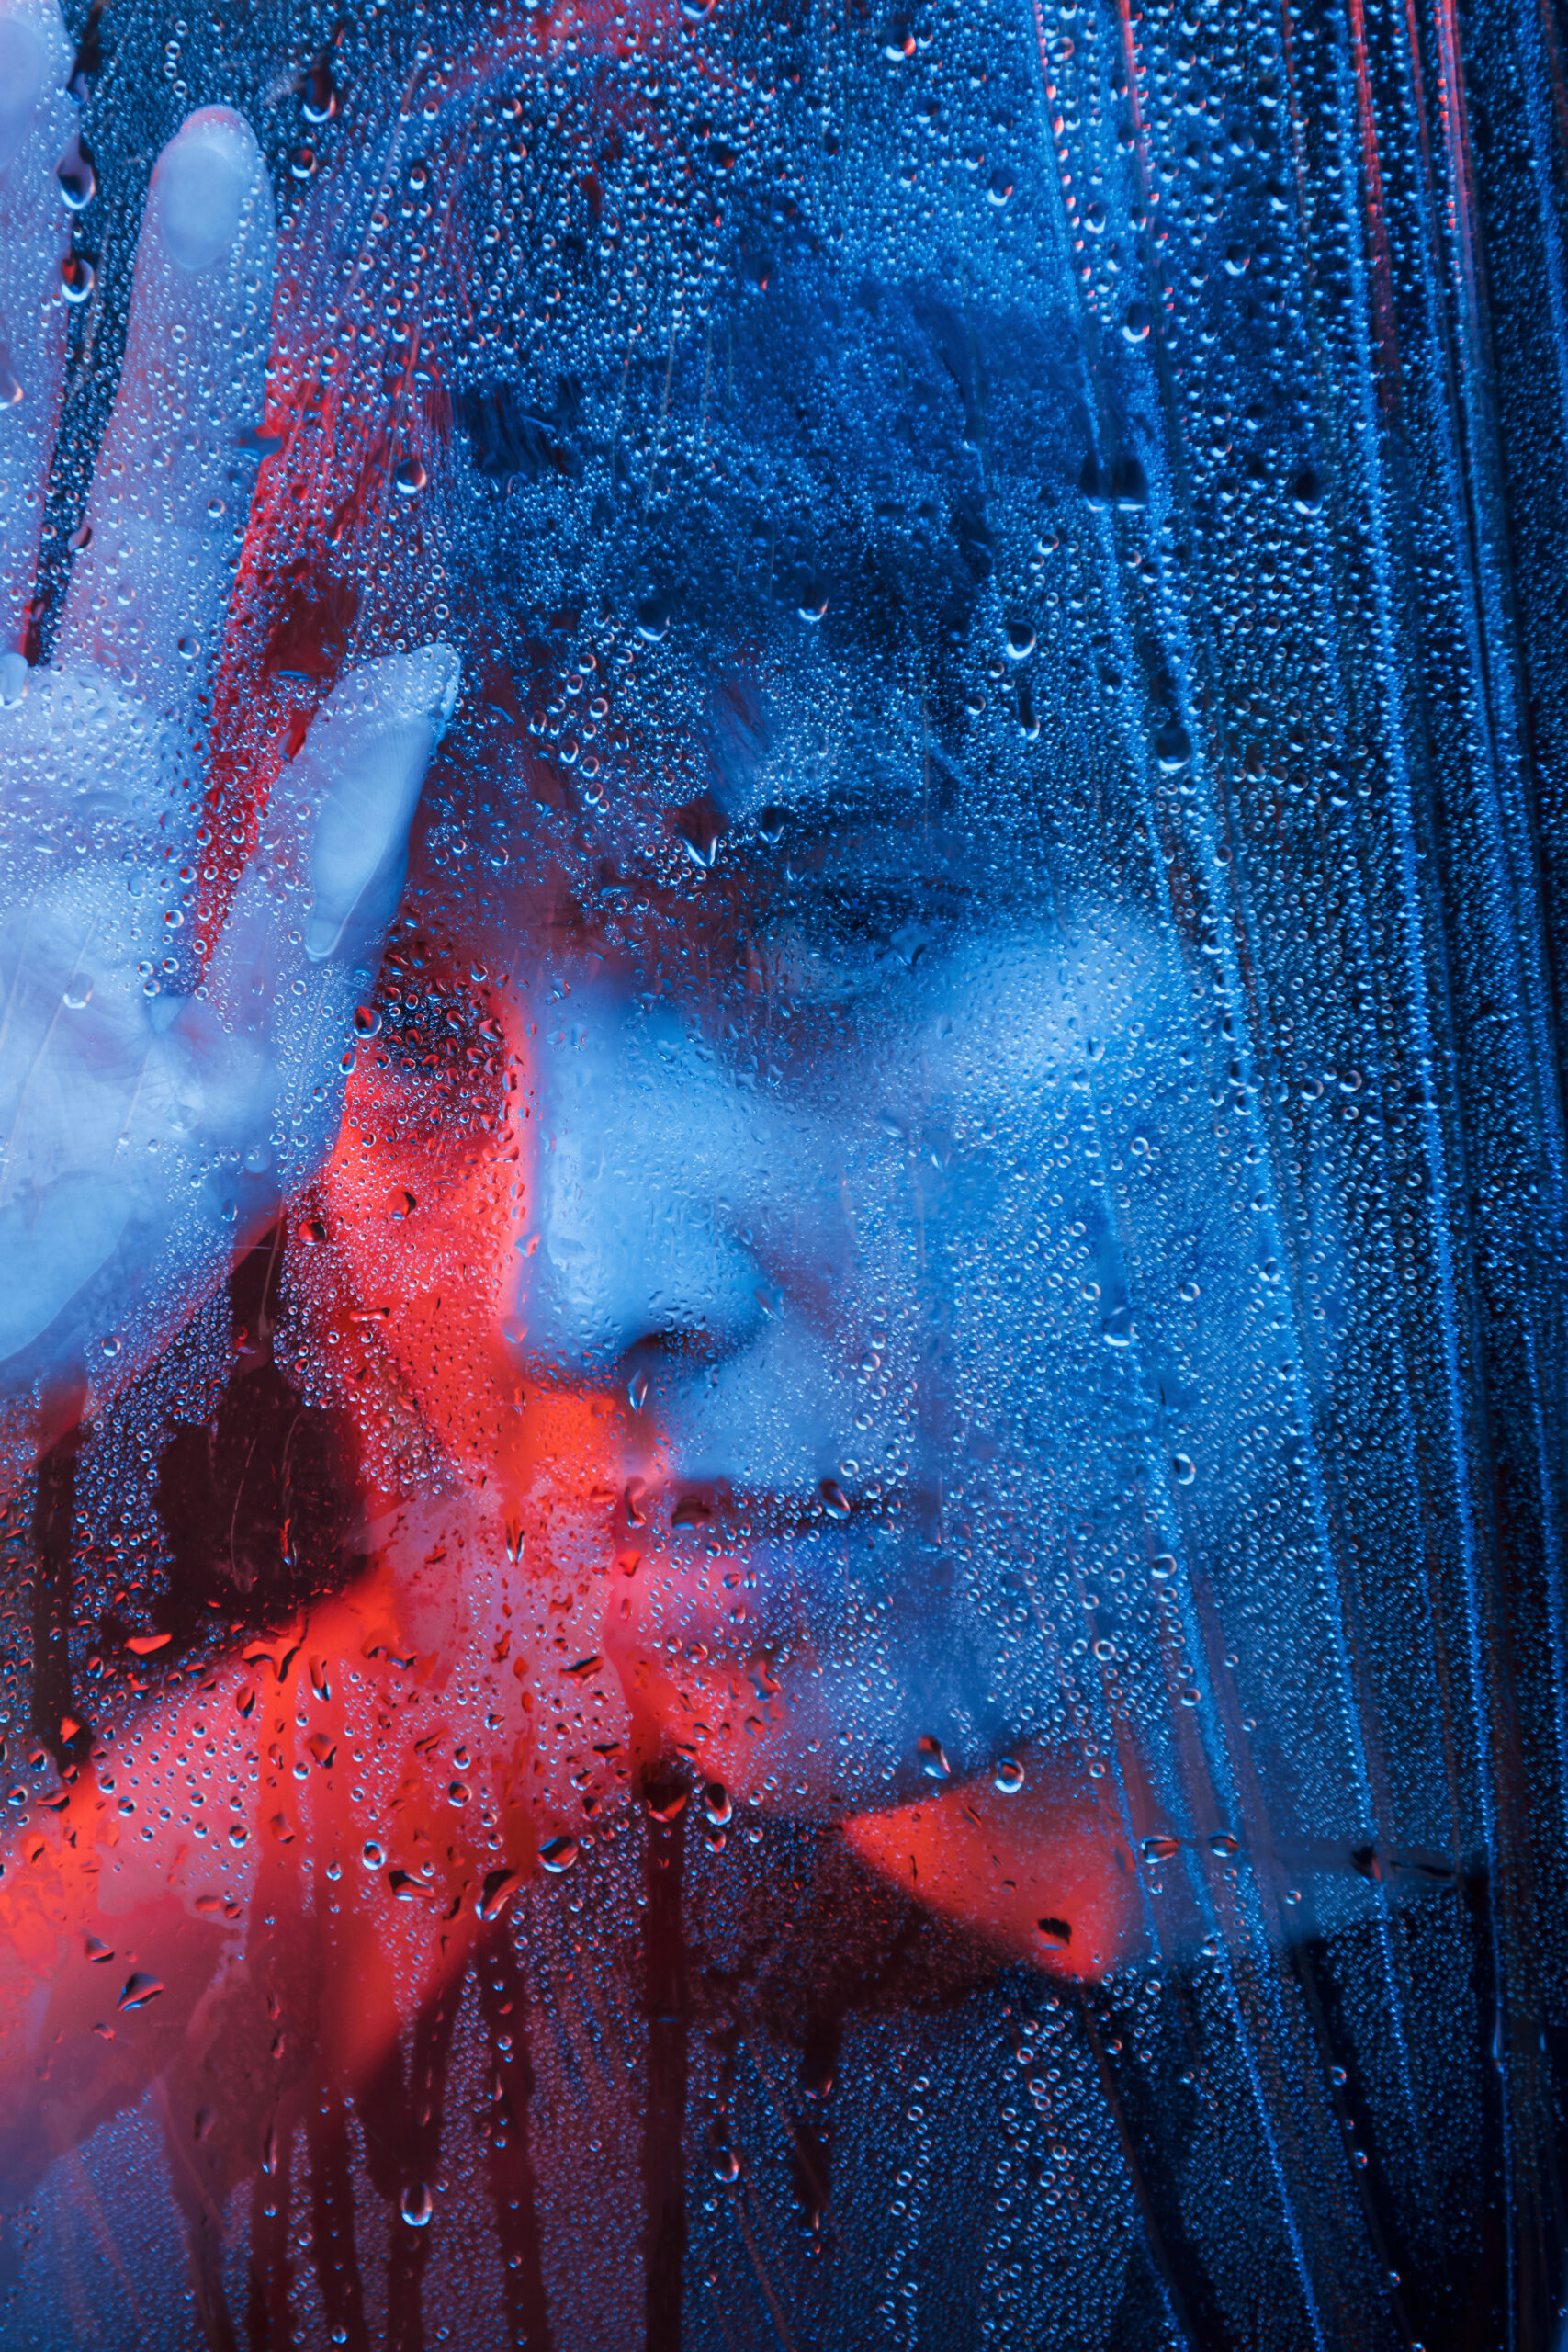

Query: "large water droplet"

xmin=400 ymin=2181 xmax=433 ymax=2228
xmin=1155 ymin=718 xmax=1192 ymax=774
xmin=302 ymin=58 xmax=338 ymax=123
xmin=58 ymin=133 xmax=96 ymax=211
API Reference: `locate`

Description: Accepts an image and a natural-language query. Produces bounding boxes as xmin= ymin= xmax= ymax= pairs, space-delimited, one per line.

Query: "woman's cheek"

xmin=318 ymin=1062 xmax=522 ymax=1465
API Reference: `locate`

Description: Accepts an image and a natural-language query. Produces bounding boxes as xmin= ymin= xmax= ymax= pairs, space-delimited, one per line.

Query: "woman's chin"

xmin=842 ymin=1770 xmax=1147 ymax=1980
xmin=600 ymin=1639 xmax=1145 ymax=1980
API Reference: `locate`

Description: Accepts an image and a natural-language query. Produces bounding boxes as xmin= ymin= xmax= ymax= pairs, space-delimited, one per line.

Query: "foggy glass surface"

xmin=0 ymin=0 xmax=1564 ymax=2345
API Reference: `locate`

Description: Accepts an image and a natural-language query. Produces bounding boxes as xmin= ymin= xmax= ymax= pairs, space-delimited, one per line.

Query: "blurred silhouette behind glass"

xmin=0 ymin=0 xmax=1565 ymax=2346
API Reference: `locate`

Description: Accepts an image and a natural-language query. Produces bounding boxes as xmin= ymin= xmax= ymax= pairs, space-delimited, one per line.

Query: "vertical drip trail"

xmin=29 ymin=1420 xmax=80 ymax=1769
xmin=477 ymin=1920 xmax=556 ymax=2352
xmin=644 ymin=1788 xmax=692 ymax=2352
xmin=1328 ymin=2 xmax=1533 ymax=2329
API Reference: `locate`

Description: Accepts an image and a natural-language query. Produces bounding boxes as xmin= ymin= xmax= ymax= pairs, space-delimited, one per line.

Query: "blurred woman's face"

xmin=309 ymin=616 xmax=1316 ymax=1977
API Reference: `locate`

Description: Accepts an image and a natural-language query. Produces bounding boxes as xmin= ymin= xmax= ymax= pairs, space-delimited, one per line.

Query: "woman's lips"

xmin=607 ymin=1484 xmax=989 ymax=1806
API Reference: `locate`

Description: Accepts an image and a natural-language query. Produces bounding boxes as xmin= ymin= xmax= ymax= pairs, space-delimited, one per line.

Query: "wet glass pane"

xmin=0 ymin=0 xmax=1565 ymax=2343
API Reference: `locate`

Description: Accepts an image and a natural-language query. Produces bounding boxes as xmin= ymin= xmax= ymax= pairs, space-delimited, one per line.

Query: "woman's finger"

xmin=55 ymin=106 xmax=273 ymax=733
xmin=0 ymin=0 xmax=72 ymax=655
xmin=296 ymin=642 xmax=462 ymax=964
xmin=204 ymin=644 xmax=459 ymax=1182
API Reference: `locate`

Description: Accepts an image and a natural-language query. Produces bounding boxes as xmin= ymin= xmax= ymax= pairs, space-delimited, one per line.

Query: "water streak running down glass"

xmin=0 ymin=0 xmax=1562 ymax=2342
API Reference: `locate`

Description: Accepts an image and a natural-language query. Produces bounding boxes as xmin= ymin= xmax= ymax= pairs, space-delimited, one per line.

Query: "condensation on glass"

xmin=0 ymin=0 xmax=1562 ymax=2344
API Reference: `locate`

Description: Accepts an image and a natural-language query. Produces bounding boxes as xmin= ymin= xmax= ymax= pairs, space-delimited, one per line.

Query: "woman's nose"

xmin=509 ymin=989 xmax=772 ymax=1380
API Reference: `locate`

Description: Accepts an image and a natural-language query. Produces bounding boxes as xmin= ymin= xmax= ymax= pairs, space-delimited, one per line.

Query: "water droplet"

xmin=711 ymin=2147 xmax=740 ymax=2181
xmin=818 ymin=1476 xmax=851 ymax=1520
xmin=798 ymin=590 xmax=829 ymax=624
xmin=539 ymin=1834 xmax=579 ymax=1872
xmin=1291 ymin=465 xmax=1324 ymax=515
xmin=0 ymin=354 xmax=21 ymax=410
xmin=703 ymin=1781 xmax=733 ymax=1825
xmin=118 ymin=1971 xmax=164 ymax=2011
xmin=361 ymin=1840 xmax=385 ymax=1870
xmin=394 ymin=455 xmax=427 ymax=496
xmin=478 ymin=1865 xmax=524 ymax=1919
xmin=994 ymin=1758 xmax=1025 ymax=1794
xmin=918 ymin=1736 xmax=951 ymax=1781
xmin=62 ymin=975 xmax=92 ymax=1010
xmin=1122 ymin=299 xmax=1152 ymax=343
xmin=636 ymin=593 xmax=671 ymax=642
xmin=1171 ymin=1453 xmax=1197 ymax=1485
xmin=1209 ymin=1832 xmax=1241 ymax=1857
xmin=302 ymin=58 xmax=338 ymax=123
xmin=675 ymin=798 xmax=728 ymax=868
xmin=1155 ymin=718 xmax=1192 ymax=774
xmin=61 ymin=254 xmax=94 ymax=304
xmin=1004 ymin=619 xmax=1035 ymax=662
xmin=0 ymin=652 xmax=28 ymax=707
xmin=756 ymin=805 xmax=786 ymax=842
xmin=1141 ymin=1834 xmax=1179 ymax=1861
xmin=58 ymin=134 xmax=96 ymax=211
xmin=400 ymin=2181 xmax=433 ymax=2228
xmin=987 ymin=166 xmax=1014 ymax=207
xmin=353 ymin=1004 xmax=382 ymax=1038
xmin=288 ymin=143 xmax=318 ymax=181
xmin=628 ymin=1369 xmax=649 ymax=1412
